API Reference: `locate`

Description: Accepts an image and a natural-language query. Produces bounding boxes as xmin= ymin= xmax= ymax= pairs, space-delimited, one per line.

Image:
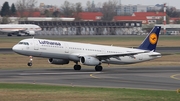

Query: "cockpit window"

xmin=18 ymin=42 xmax=24 ymax=44
xmin=18 ymin=42 xmax=29 ymax=45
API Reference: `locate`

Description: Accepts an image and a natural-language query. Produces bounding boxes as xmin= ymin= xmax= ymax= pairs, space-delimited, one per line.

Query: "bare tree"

xmin=96 ymin=2 xmax=102 ymax=8
xmin=75 ymin=2 xmax=83 ymax=13
xmin=61 ymin=0 xmax=74 ymax=17
xmin=73 ymin=2 xmax=83 ymax=20
xmin=101 ymin=0 xmax=118 ymax=21
xmin=96 ymin=2 xmax=102 ymax=12
xmin=52 ymin=10 xmax=61 ymax=17
xmin=16 ymin=0 xmax=37 ymax=17
xmin=86 ymin=0 xmax=96 ymax=12
xmin=86 ymin=1 xmax=91 ymax=12
xmin=44 ymin=9 xmax=52 ymax=17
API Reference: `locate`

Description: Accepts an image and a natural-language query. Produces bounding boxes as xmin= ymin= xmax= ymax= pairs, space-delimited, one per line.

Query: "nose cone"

xmin=12 ymin=45 xmax=19 ymax=53
xmin=39 ymin=27 xmax=42 ymax=31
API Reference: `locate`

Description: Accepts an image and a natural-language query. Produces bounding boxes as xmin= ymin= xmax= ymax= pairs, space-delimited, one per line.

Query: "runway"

xmin=0 ymin=66 xmax=180 ymax=90
xmin=0 ymin=35 xmax=179 ymax=90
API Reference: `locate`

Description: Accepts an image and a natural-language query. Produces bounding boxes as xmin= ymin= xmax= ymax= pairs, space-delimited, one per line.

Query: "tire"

xmin=95 ymin=65 xmax=103 ymax=71
xmin=74 ymin=65 xmax=81 ymax=70
xmin=77 ymin=65 xmax=81 ymax=70
xmin=7 ymin=34 xmax=12 ymax=36
xmin=27 ymin=62 xmax=32 ymax=66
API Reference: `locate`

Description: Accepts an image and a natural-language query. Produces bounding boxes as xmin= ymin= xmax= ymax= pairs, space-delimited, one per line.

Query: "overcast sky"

xmin=1 ymin=0 xmax=180 ymax=9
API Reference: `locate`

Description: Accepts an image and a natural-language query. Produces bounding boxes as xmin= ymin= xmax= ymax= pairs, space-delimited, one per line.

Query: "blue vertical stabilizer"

xmin=138 ymin=26 xmax=161 ymax=51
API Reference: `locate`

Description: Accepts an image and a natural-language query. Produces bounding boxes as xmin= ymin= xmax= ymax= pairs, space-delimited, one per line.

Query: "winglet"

xmin=138 ymin=26 xmax=161 ymax=51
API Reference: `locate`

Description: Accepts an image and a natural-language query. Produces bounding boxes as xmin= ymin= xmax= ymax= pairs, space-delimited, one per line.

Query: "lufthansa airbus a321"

xmin=12 ymin=26 xmax=161 ymax=71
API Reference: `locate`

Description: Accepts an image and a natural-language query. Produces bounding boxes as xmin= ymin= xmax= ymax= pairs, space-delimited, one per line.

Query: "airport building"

xmin=113 ymin=12 xmax=165 ymax=24
xmin=116 ymin=4 xmax=162 ymax=15
xmin=155 ymin=24 xmax=180 ymax=35
xmin=19 ymin=20 xmax=142 ymax=35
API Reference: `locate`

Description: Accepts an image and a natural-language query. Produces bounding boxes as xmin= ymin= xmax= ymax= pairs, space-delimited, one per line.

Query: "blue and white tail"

xmin=138 ymin=26 xmax=161 ymax=51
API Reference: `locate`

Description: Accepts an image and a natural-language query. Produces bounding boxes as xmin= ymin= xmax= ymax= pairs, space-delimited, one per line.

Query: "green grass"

xmin=0 ymin=35 xmax=180 ymax=48
xmin=0 ymin=35 xmax=180 ymax=42
xmin=0 ymin=83 xmax=179 ymax=101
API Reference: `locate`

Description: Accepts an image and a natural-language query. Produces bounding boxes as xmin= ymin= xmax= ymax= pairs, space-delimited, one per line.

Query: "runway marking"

xmin=20 ymin=72 xmax=101 ymax=76
xmin=90 ymin=73 xmax=101 ymax=79
xmin=170 ymin=74 xmax=180 ymax=80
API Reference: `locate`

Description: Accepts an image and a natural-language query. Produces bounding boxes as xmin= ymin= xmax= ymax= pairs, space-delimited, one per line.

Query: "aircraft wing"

xmin=76 ymin=50 xmax=149 ymax=59
xmin=95 ymin=51 xmax=149 ymax=58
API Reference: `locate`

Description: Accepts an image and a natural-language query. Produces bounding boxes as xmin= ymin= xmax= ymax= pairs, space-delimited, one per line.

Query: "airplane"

xmin=12 ymin=26 xmax=161 ymax=71
xmin=0 ymin=24 xmax=42 ymax=36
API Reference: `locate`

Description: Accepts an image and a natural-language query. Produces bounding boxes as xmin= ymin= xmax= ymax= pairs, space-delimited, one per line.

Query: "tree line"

xmin=0 ymin=2 xmax=16 ymax=17
xmin=1 ymin=0 xmax=180 ymax=22
xmin=42 ymin=0 xmax=118 ymax=21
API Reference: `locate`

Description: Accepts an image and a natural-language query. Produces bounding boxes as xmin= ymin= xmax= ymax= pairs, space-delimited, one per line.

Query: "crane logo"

xmin=149 ymin=33 xmax=157 ymax=44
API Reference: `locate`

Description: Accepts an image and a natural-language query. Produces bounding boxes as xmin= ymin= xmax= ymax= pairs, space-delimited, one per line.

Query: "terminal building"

xmin=18 ymin=17 xmax=142 ymax=35
xmin=155 ymin=24 xmax=180 ymax=35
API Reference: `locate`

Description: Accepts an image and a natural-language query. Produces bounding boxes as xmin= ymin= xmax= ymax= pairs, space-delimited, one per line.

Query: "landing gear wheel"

xmin=7 ymin=34 xmax=12 ymax=36
xmin=74 ymin=65 xmax=81 ymax=70
xmin=95 ymin=65 xmax=103 ymax=71
xmin=27 ymin=56 xmax=33 ymax=67
xmin=27 ymin=62 xmax=32 ymax=66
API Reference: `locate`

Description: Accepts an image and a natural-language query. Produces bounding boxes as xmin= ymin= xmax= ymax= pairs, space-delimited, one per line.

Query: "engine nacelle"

xmin=26 ymin=31 xmax=35 ymax=36
xmin=48 ymin=58 xmax=69 ymax=65
xmin=80 ymin=56 xmax=100 ymax=66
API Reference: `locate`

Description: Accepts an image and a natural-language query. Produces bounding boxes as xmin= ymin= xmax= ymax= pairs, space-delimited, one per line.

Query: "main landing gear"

xmin=74 ymin=63 xmax=81 ymax=70
xmin=73 ymin=62 xmax=103 ymax=71
xmin=27 ymin=56 xmax=33 ymax=67
xmin=95 ymin=65 xmax=103 ymax=71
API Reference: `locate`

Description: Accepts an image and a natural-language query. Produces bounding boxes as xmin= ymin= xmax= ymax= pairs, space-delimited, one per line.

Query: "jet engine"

xmin=80 ymin=56 xmax=100 ymax=66
xmin=48 ymin=58 xmax=69 ymax=65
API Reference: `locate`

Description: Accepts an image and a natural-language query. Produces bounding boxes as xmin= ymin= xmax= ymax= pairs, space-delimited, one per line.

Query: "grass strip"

xmin=0 ymin=83 xmax=179 ymax=101
xmin=0 ymin=35 xmax=180 ymax=48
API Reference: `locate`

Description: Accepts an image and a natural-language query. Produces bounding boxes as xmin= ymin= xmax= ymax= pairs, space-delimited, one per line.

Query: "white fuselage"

xmin=0 ymin=24 xmax=41 ymax=33
xmin=12 ymin=38 xmax=161 ymax=65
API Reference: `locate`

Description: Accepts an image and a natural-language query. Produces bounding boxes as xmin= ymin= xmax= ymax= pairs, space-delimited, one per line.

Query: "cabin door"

xmin=34 ymin=40 xmax=39 ymax=50
xmin=64 ymin=43 xmax=69 ymax=53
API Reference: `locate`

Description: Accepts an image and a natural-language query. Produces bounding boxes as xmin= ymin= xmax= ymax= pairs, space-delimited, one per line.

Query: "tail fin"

xmin=138 ymin=26 xmax=161 ymax=51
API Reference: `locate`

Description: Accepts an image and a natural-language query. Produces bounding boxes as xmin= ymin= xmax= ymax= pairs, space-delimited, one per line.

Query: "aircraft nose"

xmin=38 ymin=26 xmax=42 ymax=31
xmin=12 ymin=45 xmax=19 ymax=52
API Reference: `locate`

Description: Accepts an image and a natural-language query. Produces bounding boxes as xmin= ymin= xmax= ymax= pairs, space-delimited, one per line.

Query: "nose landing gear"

xmin=27 ymin=56 xmax=33 ymax=67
